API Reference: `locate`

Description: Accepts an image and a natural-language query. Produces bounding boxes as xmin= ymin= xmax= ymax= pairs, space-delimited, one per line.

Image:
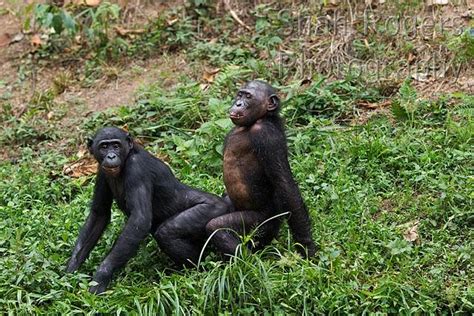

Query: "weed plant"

xmin=1 ymin=75 xmax=472 ymax=313
xmin=0 ymin=0 xmax=472 ymax=314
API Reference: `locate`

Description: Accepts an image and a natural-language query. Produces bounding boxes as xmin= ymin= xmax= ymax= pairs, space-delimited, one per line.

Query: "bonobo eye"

xmin=245 ymin=93 xmax=252 ymax=99
xmin=100 ymin=143 xmax=108 ymax=149
xmin=113 ymin=144 xmax=119 ymax=150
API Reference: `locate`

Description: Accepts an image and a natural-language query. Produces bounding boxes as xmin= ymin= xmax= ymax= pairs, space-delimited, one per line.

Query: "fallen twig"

xmin=223 ymin=0 xmax=251 ymax=31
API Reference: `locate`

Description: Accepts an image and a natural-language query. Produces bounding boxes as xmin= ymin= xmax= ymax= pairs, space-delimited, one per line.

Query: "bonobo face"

xmin=229 ymin=80 xmax=279 ymax=126
xmin=89 ymin=127 xmax=133 ymax=177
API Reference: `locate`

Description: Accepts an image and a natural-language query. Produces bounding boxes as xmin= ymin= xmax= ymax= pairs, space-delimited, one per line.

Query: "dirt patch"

xmin=0 ymin=3 xmax=31 ymax=105
xmin=372 ymin=198 xmax=396 ymax=220
xmin=0 ymin=0 xmax=190 ymax=117
xmin=56 ymin=53 xmax=189 ymax=113
xmin=0 ymin=0 xmax=191 ymax=161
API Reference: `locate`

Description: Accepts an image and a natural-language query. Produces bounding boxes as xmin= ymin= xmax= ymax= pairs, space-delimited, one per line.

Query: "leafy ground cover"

xmin=0 ymin=0 xmax=473 ymax=314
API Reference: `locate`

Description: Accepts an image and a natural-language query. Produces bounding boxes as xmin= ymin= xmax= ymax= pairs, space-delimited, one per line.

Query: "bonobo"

xmin=66 ymin=127 xmax=228 ymax=294
xmin=206 ymin=80 xmax=316 ymax=258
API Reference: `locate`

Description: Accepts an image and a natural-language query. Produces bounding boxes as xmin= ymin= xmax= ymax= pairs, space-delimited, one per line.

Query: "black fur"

xmin=66 ymin=127 xmax=228 ymax=294
xmin=206 ymin=81 xmax=316 ymax=258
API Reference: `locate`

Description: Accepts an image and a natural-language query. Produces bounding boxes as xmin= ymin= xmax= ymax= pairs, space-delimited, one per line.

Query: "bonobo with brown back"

xmin=206 ymin=81 xmax=316 ymax=258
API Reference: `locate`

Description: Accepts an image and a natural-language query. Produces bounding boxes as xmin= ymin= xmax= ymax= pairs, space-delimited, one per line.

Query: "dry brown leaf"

xmin=77 ymin=147 xmax=88 ymax=159
xmin=68 ymin=0 xmax=100 ymax=6
xmin=200 ymin=83 xmax=210 ymax=91
xmin=426 ymin=0 xmax=448 ymax=5
xmin=403 ymin=221 xmax=420 ymax=243
xmin=85 ymin=0 xmax=101 ymax=6
xmin=258 ymin=50 xmax=269 ymax=59
xmin=358 ymin=100 xmax=391 ymax=109
xmin=63 ymin=156 xmax=97 ymax=178
xmin=0 ymin=33 xmax=11 ymax=47
xmin=115 ymin=26 xmax=146 ymax=37
xmin=47 ymin=111 xmax=54 ymax=120
xmin=202 ymin=68 xmax=220 ymax=83
xmin=412 ymin=73 xmax=431 ymax=82
xmin=167 ymin=18 xmax=179 ymax=26
xmin=31 ymin=34 xmax=42 ymax=46
xmin=10 ymin=33 xmax=25 ymax=44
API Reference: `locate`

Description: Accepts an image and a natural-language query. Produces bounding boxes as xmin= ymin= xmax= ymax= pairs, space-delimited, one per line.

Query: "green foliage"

xmin=4 ymin=68 xmax=471 ymax=314
xmin=391 ymin=79 xmax=418 ymax=122
xmin=1 ymin=93 xmax=473 ymax=313
xmin=284 ymin=77 xmax=383 ymax=124
xmin=1 ymin=1 xmax=473 ymax=314
xmin=33 ymin=2 xmax=122 ymax=57
xmin=0 ymin=90 xmax=69 ymax=147
xmin=447 ymin=29 xmax=474 ymax=64
xmin=34 ymin=4 xmax=77 ymax=36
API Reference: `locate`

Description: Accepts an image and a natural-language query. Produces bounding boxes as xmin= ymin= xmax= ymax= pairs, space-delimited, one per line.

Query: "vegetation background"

xmin=0 ymin=0 xmax=472 ymax=314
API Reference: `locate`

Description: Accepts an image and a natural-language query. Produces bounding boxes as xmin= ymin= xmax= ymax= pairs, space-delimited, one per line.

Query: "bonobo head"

xmin=229 ymin=80 xmax=280 ymax=126
xmin=88 ymin=127 xmax=133 ymax=177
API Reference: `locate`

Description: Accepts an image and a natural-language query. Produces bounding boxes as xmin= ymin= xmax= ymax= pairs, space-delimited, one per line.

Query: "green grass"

xmin=1 ymin=80 xmax=472 ymax=313
xmin=1 ymin=0 xmax=473 ymax=314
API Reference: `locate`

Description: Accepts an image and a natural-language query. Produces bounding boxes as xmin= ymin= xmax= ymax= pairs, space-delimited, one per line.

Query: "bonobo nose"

xmin=107 ymin=153 xmax=117 ymax=160
xmin=235 ymin=100 xmax=243 ymax=107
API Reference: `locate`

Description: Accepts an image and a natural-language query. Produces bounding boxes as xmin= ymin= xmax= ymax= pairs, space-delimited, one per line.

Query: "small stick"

xmin=223 ymin=0 xmax=251 ymax=31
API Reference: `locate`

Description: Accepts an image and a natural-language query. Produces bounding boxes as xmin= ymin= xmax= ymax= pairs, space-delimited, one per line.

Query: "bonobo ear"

xmin=267 ymin=94 xmax=280 ymax=112
xmin=126 ymin=133 xmax=134 ymax=150
xmin=87 ymin=137 xmax=94 ymax=155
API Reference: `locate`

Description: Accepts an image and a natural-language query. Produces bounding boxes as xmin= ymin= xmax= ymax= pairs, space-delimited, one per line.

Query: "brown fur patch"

xmin=223 ymin=130 xmax=259 ymax=210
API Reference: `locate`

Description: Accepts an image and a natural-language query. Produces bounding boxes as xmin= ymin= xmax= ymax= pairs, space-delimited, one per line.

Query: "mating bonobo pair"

xmin=66 ymin=80 xmax=316 ymax=294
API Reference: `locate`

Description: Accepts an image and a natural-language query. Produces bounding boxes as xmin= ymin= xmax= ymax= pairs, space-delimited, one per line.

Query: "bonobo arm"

xmin=89 ymin=184 xmax=152 ymax=294
xmin=251 ymin=124 xmax=316 ymax=257
xmin=66 ymin=174 xmax=112 ymax=273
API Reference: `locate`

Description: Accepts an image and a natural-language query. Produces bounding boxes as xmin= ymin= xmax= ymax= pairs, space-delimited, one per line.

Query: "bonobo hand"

xmin=65 ymin=257 xmax=80 ymax=273
xmin=89 ymin=267 xmax=112 ymax=294
xmin=295 ymin=241 xmax=317 ymax=259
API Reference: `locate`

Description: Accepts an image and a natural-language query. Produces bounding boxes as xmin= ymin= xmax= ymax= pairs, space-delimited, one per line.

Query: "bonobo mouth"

xmin=229 ymin=113 xmax=244 ymax=120
xmin=102 ymin=166 xmax=121 ymax=176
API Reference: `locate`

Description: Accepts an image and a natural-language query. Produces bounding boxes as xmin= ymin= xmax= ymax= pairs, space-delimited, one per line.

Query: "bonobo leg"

xmin=205 ymin=211 xmax=281 ymax=257
xmin=154 ymin=193 xmax=228 ymax=266
xmin=221 ymin=193 xmax=235 ymax=212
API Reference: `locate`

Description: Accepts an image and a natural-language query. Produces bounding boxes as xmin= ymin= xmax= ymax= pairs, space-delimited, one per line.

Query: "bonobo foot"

xmin=89 ymin=268 xmax=112 ymax=294
xmin=295 ymin=241 xmax=317 ymax=259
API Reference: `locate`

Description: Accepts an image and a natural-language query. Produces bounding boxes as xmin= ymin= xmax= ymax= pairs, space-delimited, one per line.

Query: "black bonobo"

xmin=206 ymin=80 xmax=316 ymax=258
xmin=66 ymin=127 xmax=228 ymax=294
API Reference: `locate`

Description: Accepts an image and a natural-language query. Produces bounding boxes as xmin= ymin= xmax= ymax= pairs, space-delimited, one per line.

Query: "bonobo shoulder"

xmin=123 ymin=149 xmax=148 ymax=172
xmin=122 ymin=149 xmax=139 ymax=165
xmin=249 ymin=119 xmax=270 ymax=134
xmin=249 ymin=120 xmax=287 ymax=152
xmin=249 ymin=119 xmax=283 ymax=137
